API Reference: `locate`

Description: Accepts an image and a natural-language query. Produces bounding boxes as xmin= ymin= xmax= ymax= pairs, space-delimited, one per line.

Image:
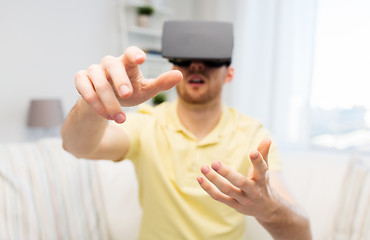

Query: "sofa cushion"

xmin=0 ymin=138 xmax=109 ymax=239
xmin=330 ymin=157 xmax=370 ymax=240
xmin=96 ymin=159 xmax=142 ymax=240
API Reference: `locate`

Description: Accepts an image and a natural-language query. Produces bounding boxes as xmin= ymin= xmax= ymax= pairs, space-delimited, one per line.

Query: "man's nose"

xmin=189 ymin=61 xmax=205 ymax=71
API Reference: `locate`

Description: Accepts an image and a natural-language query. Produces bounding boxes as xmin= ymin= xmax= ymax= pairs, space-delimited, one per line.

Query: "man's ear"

xmin=224 ymin=66 xmax=234 ymax=83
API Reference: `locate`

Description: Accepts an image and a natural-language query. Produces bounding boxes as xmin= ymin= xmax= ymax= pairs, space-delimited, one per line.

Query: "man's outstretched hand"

xmin=197 ymin=138 xmax=277 ymax=221
xmin=75 ymin=46 xmax=183 ymax=123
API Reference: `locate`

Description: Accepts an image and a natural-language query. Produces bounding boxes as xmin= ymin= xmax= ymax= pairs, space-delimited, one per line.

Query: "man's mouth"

xmin=188 ymin=75 xmax=205 ymax=85
xmin=189 ymin=78 xmax=204 ymax=84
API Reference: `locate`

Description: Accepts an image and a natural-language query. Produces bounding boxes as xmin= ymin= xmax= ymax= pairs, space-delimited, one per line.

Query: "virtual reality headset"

xmin=161 ymin=21 xmax=233 ymax=66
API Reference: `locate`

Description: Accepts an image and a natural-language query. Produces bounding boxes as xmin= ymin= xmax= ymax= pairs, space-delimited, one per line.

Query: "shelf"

xmin=146 ymin=53 xmax=168 ymax=63
xmin=129 ymin=26 xmax=162 ymax=37
xmin=119 ymin=0 xmax=174 ymax=80
xmin=125 ymin=1 xmax=173 ymax=15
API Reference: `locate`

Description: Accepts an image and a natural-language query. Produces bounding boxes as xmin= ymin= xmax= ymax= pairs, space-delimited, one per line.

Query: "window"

xmin=310 ymin=0 xmax=370 ymax=151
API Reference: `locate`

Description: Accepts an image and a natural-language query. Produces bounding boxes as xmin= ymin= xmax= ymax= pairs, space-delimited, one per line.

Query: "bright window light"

xmin=310 ymin=0 xmax=370 ymax=151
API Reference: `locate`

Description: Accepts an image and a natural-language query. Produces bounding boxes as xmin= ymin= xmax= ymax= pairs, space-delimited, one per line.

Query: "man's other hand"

xmin=74 ymin=46 xmax=182 ymax=123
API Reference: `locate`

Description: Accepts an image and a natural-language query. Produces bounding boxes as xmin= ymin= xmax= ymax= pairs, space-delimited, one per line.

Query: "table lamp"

xmin=27 ymin=99 xmax=64 ymax=128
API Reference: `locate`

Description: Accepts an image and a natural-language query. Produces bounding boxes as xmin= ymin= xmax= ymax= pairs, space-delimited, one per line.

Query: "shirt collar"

xmin=167 ymin=100 xmax=234 ymax=146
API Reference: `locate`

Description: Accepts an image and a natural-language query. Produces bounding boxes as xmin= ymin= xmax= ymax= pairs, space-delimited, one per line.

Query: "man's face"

xmin=173 ymin=61 xmax=233 ymax=104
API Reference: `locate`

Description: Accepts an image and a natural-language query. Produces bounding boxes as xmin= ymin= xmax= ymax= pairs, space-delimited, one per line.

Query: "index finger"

xmin=101 ymin=55 xmax=132 ymax=98
xmin=121 ymin=46 xmax=146 ymax=80
xmin=210 ymin=161 xmax=255 ymax=191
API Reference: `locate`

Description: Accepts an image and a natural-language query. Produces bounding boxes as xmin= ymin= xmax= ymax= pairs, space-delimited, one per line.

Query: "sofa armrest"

xmin=281 ymin=151 xmax=351 ymax=240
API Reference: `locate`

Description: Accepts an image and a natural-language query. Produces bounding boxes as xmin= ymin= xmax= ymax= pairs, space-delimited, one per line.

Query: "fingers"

xmin=200 ymin=153 xmax=268 ymax=189
xmin=209 ymin=161 xmax=254 ymax=191
xmin=87 ymin=64 xmax=126 ymax=123
xmin=101 ymin=55 xmax=132 ymax=98
xmin=249 ymin=151 xmax=268 ymax=183
xmin=74 ymin=46 xmax=182 ymax=123
xmin=75 ymin=47 xmax=146 ymax=124
xmin=197 ymin=175 xmax=239 ymax=208
xmin=122 ymin=46 xmax=146 ymax=80
xmin=199 ymin=161 xmax=264 ymax=202
xmin=75 ymin=70 xmax=110 ymax=119
xmin=200 ymin=165 xmax=243 ymax=199
xmin=75 ymin=64 xmax=126 ymax=123
xmin=123 ymin=46 xmax=182 ymax=97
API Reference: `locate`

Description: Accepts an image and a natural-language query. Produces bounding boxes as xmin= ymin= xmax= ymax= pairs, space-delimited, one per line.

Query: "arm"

xmin=197 ymin=138 xmax=312 ymax=240
xmin=61 ymin=46 xmax=182 ymax=160
xmin=256 ymin=172 xmax=311 ymax=240
xmin=61 ymin=97 xmax=130 ymax=160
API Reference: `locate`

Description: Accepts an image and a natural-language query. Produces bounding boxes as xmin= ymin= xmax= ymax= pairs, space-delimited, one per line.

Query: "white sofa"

xmin=0 ymin=138 xmax=369 ymax=240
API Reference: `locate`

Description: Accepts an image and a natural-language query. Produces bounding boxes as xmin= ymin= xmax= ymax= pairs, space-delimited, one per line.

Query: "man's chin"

xmin=182 ymin=96 xmax=210 ymax=105
xmin=176 ymin=88 xmax=210 ymax=104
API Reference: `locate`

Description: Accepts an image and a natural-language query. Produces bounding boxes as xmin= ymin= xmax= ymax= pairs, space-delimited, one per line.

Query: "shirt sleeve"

xmin=112 ymin=111 xmax=142 ymax=162
xmin=114 ymin=104 xmax=156 ymax=162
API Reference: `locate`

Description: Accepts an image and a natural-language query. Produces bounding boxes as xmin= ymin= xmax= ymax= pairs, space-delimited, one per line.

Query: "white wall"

xmin=0 ymin=0 xmax=120 ymax=142
xmin=0 ymin=0 xmax=236 ymax=143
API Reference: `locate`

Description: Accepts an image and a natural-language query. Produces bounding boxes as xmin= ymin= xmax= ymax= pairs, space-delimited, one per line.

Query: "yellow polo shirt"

xmin=118 ymin=100 xmax=281 ymax=240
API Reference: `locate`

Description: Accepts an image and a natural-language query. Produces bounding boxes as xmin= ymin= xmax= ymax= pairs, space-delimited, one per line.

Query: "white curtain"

xmin=225 ymin=0 xmax=318 ymax=149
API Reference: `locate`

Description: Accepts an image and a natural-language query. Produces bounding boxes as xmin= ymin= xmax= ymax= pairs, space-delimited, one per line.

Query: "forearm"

xmin=256 ymin=193 xmax=312 ymax=240
xmin=61 ymin=98 xmax=108 ymax=157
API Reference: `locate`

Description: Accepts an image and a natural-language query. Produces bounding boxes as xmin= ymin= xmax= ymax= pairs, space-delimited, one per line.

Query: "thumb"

xmin=257 ymin=138 xmax=271 ymax=164
xmin=247 ymin=165 xmax=254 ymax=178
xmin=142 ymin=70 xmax=183 ymax=94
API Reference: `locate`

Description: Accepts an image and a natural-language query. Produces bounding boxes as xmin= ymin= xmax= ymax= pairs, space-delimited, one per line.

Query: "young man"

xmin=61 ymin=21 xmax=311 ymax=239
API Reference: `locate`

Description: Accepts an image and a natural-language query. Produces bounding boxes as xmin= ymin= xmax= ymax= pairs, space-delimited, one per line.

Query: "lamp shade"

xmin=27 ymin=99 xmax=64 ymax=127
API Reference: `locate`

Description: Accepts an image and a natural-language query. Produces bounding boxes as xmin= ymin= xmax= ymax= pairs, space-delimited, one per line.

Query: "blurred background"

xmin=1 ymin=0 xmax=370 ymax=154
